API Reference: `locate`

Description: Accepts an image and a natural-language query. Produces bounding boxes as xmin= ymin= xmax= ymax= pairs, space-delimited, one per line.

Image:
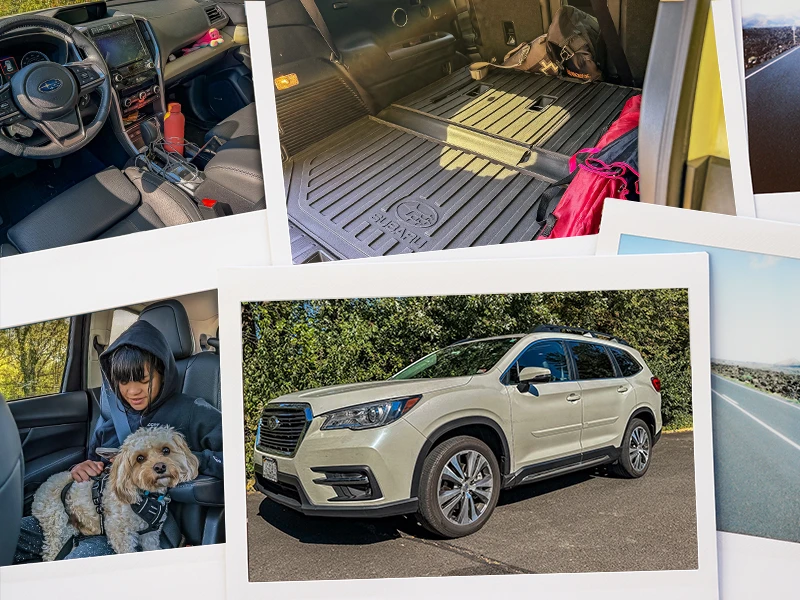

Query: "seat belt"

xmin=297 ymin=0 xmax=373 ymax=107
xmin=589 ymin=0 xmax=635 ymax=87
xmin=298 ymin=0 xmax=341 ymax=63
xmin=102 ymin=385 xmax=132 ymax=444
xmin=454 ymin=0 xmax=479 ymax=57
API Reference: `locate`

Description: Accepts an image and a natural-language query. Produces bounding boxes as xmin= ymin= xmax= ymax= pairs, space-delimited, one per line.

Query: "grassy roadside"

xmin=712 ymin=364 xmax=800 ymax=407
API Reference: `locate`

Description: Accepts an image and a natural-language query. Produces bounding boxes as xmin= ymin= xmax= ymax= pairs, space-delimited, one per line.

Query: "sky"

xmin=742 ymin=0 xmax=800 ymax=17
xmin=743 ymin=0 xmax=800 ymax=19
xmin=618 ymin=236 xmax=800 ymax=365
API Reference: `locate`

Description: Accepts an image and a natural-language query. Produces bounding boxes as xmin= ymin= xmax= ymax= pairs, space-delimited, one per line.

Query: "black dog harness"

xmin=55 ymin=469 xmax=171 ymax=559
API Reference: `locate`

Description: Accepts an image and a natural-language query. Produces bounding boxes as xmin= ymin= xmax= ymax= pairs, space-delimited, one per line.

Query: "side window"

xmin=609 ymin=347 xmax=642 ymax=377
xmin=109 ymin=309 xmax=139 ymax=346
xmin=512 ymin=341 xmax=570 ymax=383
xmin=568 ymin=342 xmax=616 ymax=380
xmin=0 ymin=318 xmax=71 ymax=401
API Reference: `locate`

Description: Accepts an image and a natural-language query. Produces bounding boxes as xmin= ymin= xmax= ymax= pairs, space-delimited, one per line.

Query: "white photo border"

xmin=714 ymin=0 xmax=800 ymax=222
xmin=596 ymin=198 xmax=800 ymax=600
xmin=218 ymin=254 xmax=718 ymax=600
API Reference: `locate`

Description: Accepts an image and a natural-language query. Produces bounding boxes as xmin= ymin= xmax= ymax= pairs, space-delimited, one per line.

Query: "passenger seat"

xmin=136 ymin=300 xmax=224 ymax=546
xmin=204 ymin=102 xmax=259 ymax=144
xmin=196 ymin=104 xmax=265 ymax=213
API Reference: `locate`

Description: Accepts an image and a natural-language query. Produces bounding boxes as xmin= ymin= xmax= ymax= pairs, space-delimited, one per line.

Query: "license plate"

xmin=262 ymin=457 xmax=278 ymax=483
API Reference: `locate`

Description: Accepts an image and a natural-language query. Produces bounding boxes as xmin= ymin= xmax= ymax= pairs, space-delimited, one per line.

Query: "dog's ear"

xmin=109 ymin=451 xmax=140 ymax=505
xmin=173 ymin=432 xmax=200 ymax=482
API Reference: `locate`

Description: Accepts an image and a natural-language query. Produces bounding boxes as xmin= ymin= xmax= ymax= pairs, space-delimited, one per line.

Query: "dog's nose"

xmin=153 ymin=462 xmax=167 ymax=474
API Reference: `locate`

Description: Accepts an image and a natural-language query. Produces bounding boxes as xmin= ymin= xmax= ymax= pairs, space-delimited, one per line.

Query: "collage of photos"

xmin=0 ymin=0 xmax=797 ymax=600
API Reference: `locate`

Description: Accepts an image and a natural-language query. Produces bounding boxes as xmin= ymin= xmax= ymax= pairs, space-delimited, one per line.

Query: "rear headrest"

xmin=138 ymin=300 xmax=193 ymax=360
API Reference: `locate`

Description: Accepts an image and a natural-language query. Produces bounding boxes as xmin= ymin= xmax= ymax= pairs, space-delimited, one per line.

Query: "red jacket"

xmin=545 ymin=94 xmax=641 ymax=239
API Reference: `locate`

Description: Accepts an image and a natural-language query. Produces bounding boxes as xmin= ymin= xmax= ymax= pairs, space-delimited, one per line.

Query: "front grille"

xmin=256 ymin=404 xmax=311 ymax=456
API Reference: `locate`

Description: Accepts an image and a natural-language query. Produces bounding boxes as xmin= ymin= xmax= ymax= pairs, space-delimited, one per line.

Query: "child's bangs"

xmin=110 ymin=345 xmax=152 ymax=384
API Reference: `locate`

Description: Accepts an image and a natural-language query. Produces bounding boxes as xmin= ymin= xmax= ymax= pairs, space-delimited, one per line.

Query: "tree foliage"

xmin=2 ymin=0 xmax=86 ymax=18
xmin=0 ymin=319 xmax=70 ymax=401
xmin=242 ymin=290 xmax=692 ymax=475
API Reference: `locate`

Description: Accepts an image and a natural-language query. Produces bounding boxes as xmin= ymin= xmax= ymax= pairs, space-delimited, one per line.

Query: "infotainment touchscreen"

xmin=94 ymin=25 xmax=148 ymax=68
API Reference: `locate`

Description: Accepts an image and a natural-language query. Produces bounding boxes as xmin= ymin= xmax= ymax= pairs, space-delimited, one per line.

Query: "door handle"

xmin=617 ymin=386 xmax=629 ymax=393
xmin=566 ymin=393 xmax=581 ymax=402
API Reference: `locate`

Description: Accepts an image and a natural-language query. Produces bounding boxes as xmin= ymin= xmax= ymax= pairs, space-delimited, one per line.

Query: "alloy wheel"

xmin=437 ymin=449 xmax=494 ymax=526
xmin=629 ymin=425 xmax=651 ymax=472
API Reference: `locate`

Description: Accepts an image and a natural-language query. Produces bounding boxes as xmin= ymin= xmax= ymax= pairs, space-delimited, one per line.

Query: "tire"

xmin=415 ymin=435 xmax=501 ymax=538
xmin=610 ymin=417 xmax=653 ymax=478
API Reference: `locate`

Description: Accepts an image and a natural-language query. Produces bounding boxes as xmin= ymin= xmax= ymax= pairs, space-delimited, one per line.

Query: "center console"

xmin=79 ymin=15 xmax=164 ymax=151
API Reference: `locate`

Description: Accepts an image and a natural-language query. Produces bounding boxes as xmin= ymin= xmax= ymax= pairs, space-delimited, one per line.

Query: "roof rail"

xmin=530 ymin=324 xmax=631 ymax=347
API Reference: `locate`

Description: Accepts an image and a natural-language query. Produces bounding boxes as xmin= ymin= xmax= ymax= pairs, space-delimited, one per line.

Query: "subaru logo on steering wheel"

xmin=38 ymin=78 xmax=63 ymax=93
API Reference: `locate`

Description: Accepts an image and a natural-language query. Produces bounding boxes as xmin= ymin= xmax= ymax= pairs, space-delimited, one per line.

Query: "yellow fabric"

xmin=688 ymin=8 xmax=730 ymax=161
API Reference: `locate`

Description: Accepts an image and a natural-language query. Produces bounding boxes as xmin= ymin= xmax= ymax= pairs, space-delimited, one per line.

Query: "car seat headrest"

xmin=138 ymin=299 xmax=193 ymax=360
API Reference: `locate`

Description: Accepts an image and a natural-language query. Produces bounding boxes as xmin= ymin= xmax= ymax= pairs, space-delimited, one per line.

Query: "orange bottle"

xmin=163 ymin=102 xmax=185 ymax=155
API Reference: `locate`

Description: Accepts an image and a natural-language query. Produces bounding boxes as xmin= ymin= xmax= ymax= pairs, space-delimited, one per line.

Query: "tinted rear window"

xmin=609 ymin=347 xmax=642 ymax=377
xmin=568 ymin=342 xmax=616 ymax=380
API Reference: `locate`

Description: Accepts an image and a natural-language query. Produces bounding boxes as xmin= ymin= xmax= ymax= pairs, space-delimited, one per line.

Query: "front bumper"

xmin=253 ymin=416 xmax=427 ymax=515
xmin=254 ymin=467 xmax=418 ymax=517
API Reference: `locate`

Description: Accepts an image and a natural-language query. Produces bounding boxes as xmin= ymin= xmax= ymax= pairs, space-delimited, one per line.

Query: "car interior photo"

xmin=266 ymin=0 xmax=718 ymax=263
xmin=0 ymin=0 xmax=265 ymax=257
xmin=0 ymin=290 xmax=223 ymax=565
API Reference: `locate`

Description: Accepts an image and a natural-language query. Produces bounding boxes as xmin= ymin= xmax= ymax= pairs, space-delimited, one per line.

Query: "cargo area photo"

xmin=266 ymin=0 xmax=719 ymax=263
xmin=0 ymin=0 xmax=265 ymax=256
xmin=241 ymin=290 xmax=698 ymax=581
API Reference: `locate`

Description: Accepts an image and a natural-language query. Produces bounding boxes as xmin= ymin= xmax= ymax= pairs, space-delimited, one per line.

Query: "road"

xmin=712 ymin=374 xmax=800 ymax=543
xmin=246 ymin=432 xmax=697 ymax=582
xmin=746 ymin=46 xmax=800 ymax=194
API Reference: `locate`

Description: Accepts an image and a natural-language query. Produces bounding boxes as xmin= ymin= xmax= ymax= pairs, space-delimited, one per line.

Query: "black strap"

xmin=454 ymin=0 xmax=478 ymax=55
xmin=533 ymin=170 xmax=577 ymax=239
xmin=297 ymin=0 xmax=373 ymax=107
xmin=589 ymin=0 xmax=635 ymax=86
xmin=131 ymin=490 xmax=171 ymax=534
xmin=298 ymin=0 xmax=340 ymax=63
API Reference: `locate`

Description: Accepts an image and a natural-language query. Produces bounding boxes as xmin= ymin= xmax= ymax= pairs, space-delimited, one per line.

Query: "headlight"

xmin=320 ymin=395 xmax=422 ymax=431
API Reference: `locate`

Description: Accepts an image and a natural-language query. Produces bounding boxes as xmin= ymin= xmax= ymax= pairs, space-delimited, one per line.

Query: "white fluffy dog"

xmin=32 ymin=425 xmax=198 ymax=560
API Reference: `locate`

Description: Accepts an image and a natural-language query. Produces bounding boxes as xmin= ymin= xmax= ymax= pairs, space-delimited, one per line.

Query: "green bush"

xmin=242 ymin=290 xmax=692 ymax=479
xmin=2 ymin=1 xmax=87 ymax=18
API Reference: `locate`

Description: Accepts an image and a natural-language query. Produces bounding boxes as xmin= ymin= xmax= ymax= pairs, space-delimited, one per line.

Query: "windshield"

xmin=2 ymin=1 xmax=86 ymax=18
xmin=392 ymin=338 xmax=520 ymax=380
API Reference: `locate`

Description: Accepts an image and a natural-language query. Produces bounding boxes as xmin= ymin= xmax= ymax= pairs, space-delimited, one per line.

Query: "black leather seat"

xmin=0 ymin=394 xmax=24 ymax=566
xmin=194 ymin=135 xmax=265 ymax=213
xmin=2 ymin=166 xmax=203 ymax=256
xmin=136 ymin=300 xmax=223 ymax=545
xmin=205 ymin=102 xmax=258 ymax=144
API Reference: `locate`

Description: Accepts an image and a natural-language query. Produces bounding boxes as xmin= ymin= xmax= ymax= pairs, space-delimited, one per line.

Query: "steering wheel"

xmin=0 ymin=15 xmax=112 ymax=159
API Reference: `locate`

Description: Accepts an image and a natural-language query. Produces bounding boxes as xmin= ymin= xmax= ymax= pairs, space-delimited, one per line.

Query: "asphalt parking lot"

xmin=246 ymin=431 xmax=697 ymax=582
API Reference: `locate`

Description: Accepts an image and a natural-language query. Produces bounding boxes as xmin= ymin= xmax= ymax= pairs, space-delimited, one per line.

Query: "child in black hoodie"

xmin=14 ymin=320 xmax=222 ymax=562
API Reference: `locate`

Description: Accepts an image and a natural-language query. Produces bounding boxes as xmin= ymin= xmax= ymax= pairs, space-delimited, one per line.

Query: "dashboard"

xmin=0 ymin=35 xmax=68 ymax=84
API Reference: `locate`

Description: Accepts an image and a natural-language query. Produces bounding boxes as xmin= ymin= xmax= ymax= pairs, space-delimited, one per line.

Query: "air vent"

xmin=204 ymin=4 xmax=227 ymax=26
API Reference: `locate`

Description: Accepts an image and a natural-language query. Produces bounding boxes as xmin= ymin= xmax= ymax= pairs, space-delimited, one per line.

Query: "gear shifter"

xmin=140 ymin=119 xmax=161 ymax=148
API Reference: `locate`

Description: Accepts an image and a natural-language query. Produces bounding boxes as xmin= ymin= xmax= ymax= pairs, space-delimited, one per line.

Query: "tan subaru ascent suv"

xmin=253 ymin=325 xmax=663 ymax=538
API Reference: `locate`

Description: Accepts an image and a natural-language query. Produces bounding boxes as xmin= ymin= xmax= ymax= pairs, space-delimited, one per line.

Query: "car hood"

xmin=269 ymin=376 xmax=473 ymax=414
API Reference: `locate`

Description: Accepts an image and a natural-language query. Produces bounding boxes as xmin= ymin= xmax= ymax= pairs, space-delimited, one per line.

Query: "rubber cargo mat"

xmin=394 ymin=68 xmax=638 ymax=156
xmin=285 ymin=117 xmax=553 ymax=260
xmin=286 ymin=68 xmax=640 ymax=262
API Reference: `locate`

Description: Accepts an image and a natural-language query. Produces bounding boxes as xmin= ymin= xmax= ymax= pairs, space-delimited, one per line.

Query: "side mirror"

xmin=518 ymin=366 xmax=552 ymax=384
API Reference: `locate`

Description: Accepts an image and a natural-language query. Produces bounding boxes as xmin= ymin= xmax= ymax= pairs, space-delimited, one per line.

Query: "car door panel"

xmin=507 ymin=381 xmax=583 ymax=468
xmin=578 ymin=378 xmax=634 ymax=451
xmin=10 ymin=391 xmax=90 ymax=509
